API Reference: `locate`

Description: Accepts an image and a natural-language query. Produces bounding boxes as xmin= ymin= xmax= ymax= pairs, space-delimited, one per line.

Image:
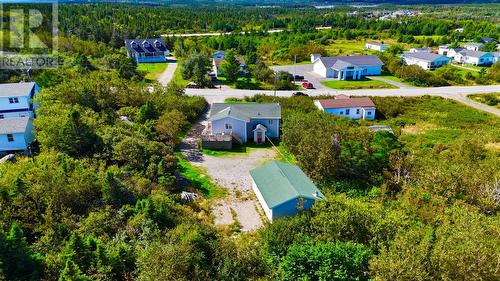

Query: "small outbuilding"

xmin=250 ymin=161 xmax=324 ymax=222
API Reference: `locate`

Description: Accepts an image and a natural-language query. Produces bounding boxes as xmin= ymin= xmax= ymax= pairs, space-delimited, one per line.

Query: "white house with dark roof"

xmin=314 ymin=95 xmax=376 ymax=120
xmin=124 ymin=38 xmax=170 ymax=63
xmin=0 ymin=82 xmax=39 ymax=119
xmin=208 ymin=103 xmax=281 ymax=143
xmin=409 ymin=47 xmax=432 ymax=53
xmin=365 ymin=42 xmax=388 ymax=52
xmin=464 ymin=42 xmax=484 ymax=52
xmin=0 ymin=117 xmax=34 ymax=152
xmin=312 ymin=55 xmax=384 ymax=80
xmin=402 ymin=52 xmax=450 ymax=70
xmin=439 ymin=46 xmax=464 ymax=58
xmin=454 ymin=50 xmax=495 ymax=66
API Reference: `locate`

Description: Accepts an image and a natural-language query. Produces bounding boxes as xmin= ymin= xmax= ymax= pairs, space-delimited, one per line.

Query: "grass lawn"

xmin=370 ymin=96 xmax=500 ymax=150
xmin=468 ymin=93 xmax=500 ymax=109
xmin=321 ymin=78 xmax=398 ymax=90
xmin=137 ymin=62 xmax=168 ymax=81
xmin=201 ymin=140 xmax=295 ymax=163
xmin=176 ymin=153 xmax=226 ymax=199
xmin=169 ymin=59 xmax=188 ymax=87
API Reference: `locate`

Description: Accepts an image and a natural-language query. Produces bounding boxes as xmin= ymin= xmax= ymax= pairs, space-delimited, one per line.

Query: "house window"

xmin=339 ymin=111 xmax=344 ymax=115
xmin=268 ymin=119 xmax=274 ymax=125
xmin=345 ymin=109 xmax=350 ymax=115
xmin=0 ymin=115 xmax=3 ymax=119
xmin=356 ymin=109 xmax=360 ymax=114
xmin=225 ymin=124 xmax=232 ymax=130
xmin=7 ymin=134 xmax=14 ymax=142
xmin=367 ymin=111 xmax=372 ymax=115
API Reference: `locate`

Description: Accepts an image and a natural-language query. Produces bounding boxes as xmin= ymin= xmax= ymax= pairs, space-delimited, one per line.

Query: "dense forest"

xmin=0 ymin=2 xmax=499 ymax=280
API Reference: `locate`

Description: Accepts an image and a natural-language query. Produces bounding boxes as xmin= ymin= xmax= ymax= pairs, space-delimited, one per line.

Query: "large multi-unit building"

xmin=124 ymin=38 xmax=170 ymax=63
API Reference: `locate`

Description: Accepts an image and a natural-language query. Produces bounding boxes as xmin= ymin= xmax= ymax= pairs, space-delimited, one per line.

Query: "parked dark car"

xmin=294 ymin=75 xmax=305 ymax=81
xmin=292 ymin=92 xmax=309 ymax=97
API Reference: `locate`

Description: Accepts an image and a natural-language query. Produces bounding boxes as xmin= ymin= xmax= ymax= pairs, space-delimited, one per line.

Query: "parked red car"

xmin=302 ymin=82 xmax=314 ymax=89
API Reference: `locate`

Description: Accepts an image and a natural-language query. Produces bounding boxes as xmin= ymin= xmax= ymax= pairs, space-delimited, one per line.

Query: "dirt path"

xmin=368 ymin=76 xmax=415 ymax=89
xmin=158 ymin=57 xmax=178 ymax=86
xmin=179 ymin=105 xmax=275 ymax=231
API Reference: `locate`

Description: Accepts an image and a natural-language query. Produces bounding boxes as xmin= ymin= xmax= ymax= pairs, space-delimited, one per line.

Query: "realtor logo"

xmin=0 ymin=1 xmax=61 ymax=69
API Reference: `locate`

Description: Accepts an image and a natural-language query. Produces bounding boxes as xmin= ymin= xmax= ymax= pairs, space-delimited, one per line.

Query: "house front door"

xmin=256 ymin=132 xmax=263 ymax=143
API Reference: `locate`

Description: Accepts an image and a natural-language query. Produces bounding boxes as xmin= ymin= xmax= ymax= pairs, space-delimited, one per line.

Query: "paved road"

xmin=163 ymin=26 xmax=332 ymax=38
xmin=157 ymin=57 xmax=178 ymax=86
xmin=185 ymin=85 xmax=500 ymax=116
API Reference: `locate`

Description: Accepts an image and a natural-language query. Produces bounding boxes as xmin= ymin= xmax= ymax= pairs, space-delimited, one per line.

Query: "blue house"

xmin=314 ymin=95 xmax=376 ymax=120
xmin=0 ymin=82 xmax=39 ymax=153
xmin=208 ymin=103 xmax=281 ymax=143
xmin=124 ymin=38 xmax=170 ymax=63
xmin=0 ymin=117 xmax=34 ymax=153
xmin=250 ymin=161 xmax=324 ymax=222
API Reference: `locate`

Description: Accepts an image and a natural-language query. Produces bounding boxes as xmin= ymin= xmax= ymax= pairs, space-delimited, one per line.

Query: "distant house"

xmin=0 ymin=82 xmax=39 ymax=119
xmin=464 ymin=42 xmax=484 ymax=52
xmin=250 ymin=160 xmax=324 ymax=222
xmin=493 ymin=52 xmax=500 ymax=63
xmin=402 ymin=52 xmax=450 ymax=70
xmin=212 ymin=55 xmax=246 ymax=77
xmin=479 ymin=37 xmax=498 ymax=44
xmin=365 ymin=42 xmax=389 ymax=52
xmin=0 ymin=117 xmax=34 ymax=153
xmin=409 ymin=47 xmax=432 ymax=53
xmin=212 ymin=51 xmax=226 ymax=59
xmin=312 ymin=55 xmax=384 ymax=80
xmin=442 ymin=47 xmax=464 ymax=58
xmin=207 ymin=103 xmax=281 ymax=144
xmin=314 ymin=95 xmax=376 ymax=120
xmin=124 ymin=38 xmax=170 ymax=63
xmin=454 ymin=50 xmax=495 ymax=66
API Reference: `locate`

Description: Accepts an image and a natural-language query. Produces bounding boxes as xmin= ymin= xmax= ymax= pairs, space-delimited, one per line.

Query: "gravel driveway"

xmin=179 ymin=105 xmax=277 ymax=231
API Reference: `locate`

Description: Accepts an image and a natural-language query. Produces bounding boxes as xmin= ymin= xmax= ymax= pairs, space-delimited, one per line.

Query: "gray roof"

xmin=318 ymin=55 xmax=384 ymax=69
xmin=459 ymin=50 xmax=492 ymax=58
xmin=124 ymin=38 xmax=168 ymax=54
xmin=366 ymin=42 xmax=386 ymax=46
xmin=0 ymin=117 xmax=30 ymax=134
xmin=0 ymin=82 xmax=36 ymax=97
xmin=404 ymin=52 xmax=449 ymax=62
xmin=250 ymin=161 xmax=324 ymax=209
xmin=210 ymin=103 xmax=281 ymax=122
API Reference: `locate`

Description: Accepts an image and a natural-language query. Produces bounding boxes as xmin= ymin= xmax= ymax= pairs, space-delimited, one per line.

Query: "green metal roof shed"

xmin=250 ymin=161 xmax=324 ymax=222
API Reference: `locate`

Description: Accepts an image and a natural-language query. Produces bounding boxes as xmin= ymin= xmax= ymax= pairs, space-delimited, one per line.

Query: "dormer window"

xmin=154 ymin=40 xmax=162 ymax=48
xmin=130 ymin=41 xmax=137 ymax=48
xmin=143 ymin=41 xmax=150 ymax=48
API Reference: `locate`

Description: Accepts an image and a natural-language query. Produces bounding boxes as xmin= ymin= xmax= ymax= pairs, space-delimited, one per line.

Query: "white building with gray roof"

xmin=312 ymin=55 xmax=384 ymax=79
xmin=402 ymin=52 xmax=450 ymax=70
